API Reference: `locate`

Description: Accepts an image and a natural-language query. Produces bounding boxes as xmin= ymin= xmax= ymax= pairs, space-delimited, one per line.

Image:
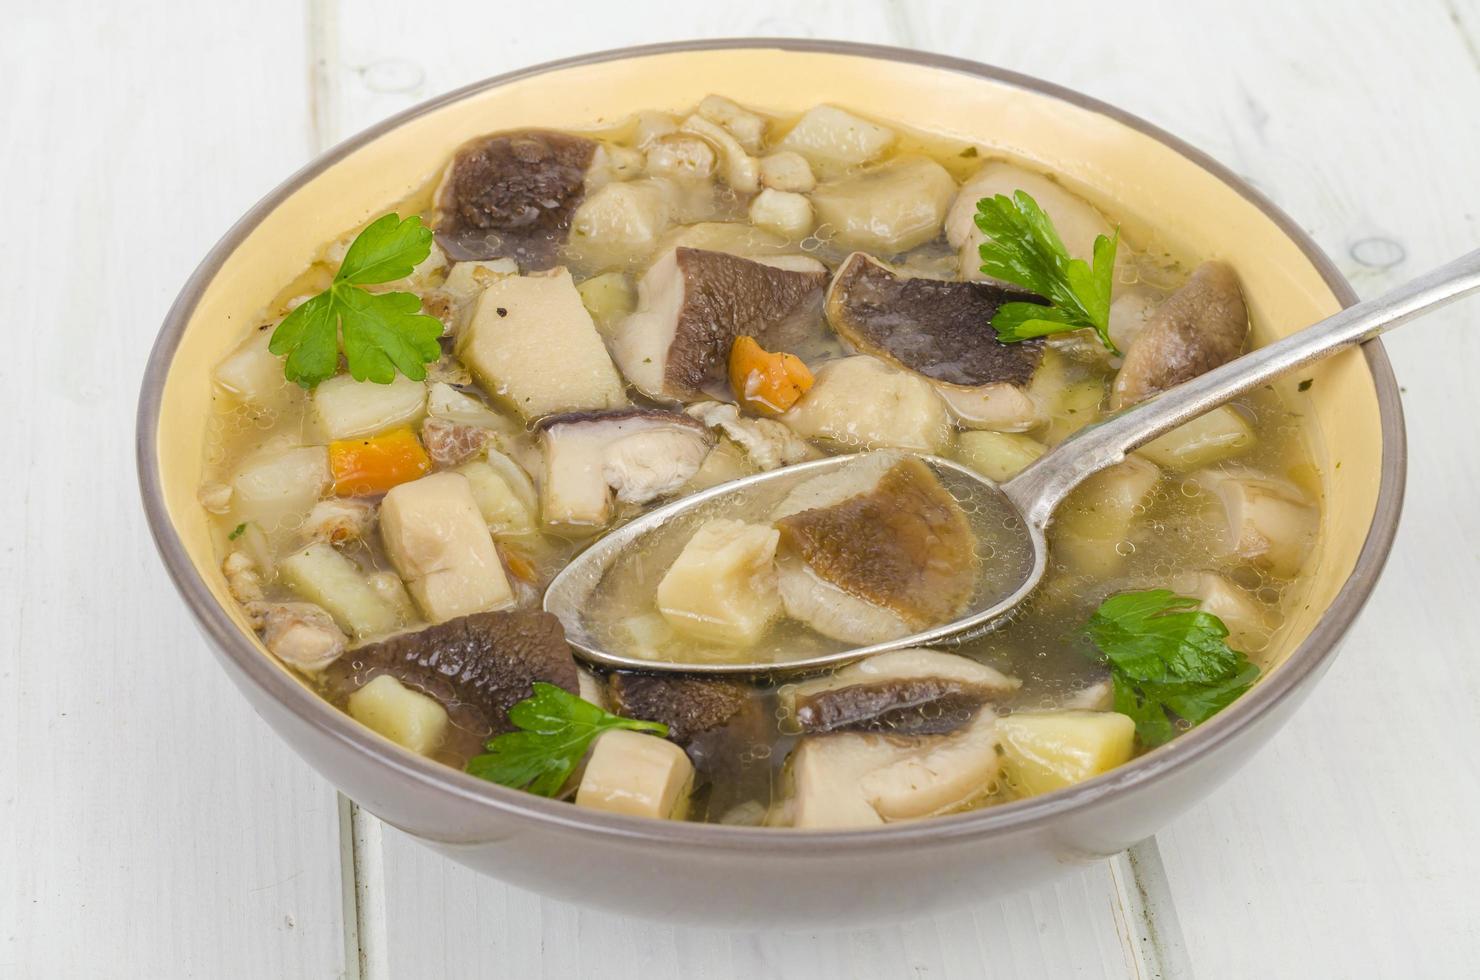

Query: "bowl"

xmin=136 ymin=39 xmax=1405 ymax=928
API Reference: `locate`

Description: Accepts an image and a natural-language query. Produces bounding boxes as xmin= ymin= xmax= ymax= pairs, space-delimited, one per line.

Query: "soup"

xmin=198 ymin=97 xmax=1322 ymax=828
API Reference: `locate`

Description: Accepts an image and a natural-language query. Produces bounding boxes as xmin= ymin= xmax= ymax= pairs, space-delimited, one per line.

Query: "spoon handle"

xmin=1002 ymin=247 xmax=1480 ymax=528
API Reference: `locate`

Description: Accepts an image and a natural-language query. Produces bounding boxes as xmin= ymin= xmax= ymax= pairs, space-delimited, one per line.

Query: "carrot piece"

xmin=727 ymin=336 xmax=814 ymax=416
xmin=329 ymin=426 xmax=432 ymax=496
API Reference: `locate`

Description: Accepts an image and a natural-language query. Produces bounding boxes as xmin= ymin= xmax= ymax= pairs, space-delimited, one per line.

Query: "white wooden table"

xmin=5 ymin=2 xmax=1479 ymax=976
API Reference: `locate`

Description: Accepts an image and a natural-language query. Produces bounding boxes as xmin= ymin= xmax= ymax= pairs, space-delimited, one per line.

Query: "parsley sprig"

xmin=1082 ymin=590 xmax=1260 ymax=747
xmin=465 ymin=683 xmax=669 ymax=797
xmin=269 ymin=213 xmax=444 ymax=389
xmin=975 ymin=191 xmax=1121 ymax=354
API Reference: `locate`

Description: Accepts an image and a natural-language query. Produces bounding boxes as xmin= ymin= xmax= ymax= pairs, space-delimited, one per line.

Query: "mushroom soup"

xmin=200 ymin=97 xmax=1323 ymax=828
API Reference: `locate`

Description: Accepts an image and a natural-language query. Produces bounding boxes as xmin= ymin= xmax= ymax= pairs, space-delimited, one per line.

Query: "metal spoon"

xmin=545 ymin=249 xmax=1480 ymax=674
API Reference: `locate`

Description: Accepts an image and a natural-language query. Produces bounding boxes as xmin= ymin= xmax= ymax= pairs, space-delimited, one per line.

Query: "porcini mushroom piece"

xmin=612 ymin=247 xmax=828 ymax=401
xmin=784 ymin=648 xmax=1020 ymax=735
xmin=810 ymin=156 xmax=957 ymax=255
xmin=537 ymin=409 xmax=715 ymax=530
xmin=779 ymin=356 xmax=953 ymax=454
xmin=1196 ymin=468 xmax=1318 ymax=578
xmin=1112 ymin=262 xmax=1249 ymax=408
xmin=679 ymin=114 xmax=759 ymax=193
xmin=684 ymin=400 xmax=817 ymax=471
xmin=655 ymin=519 xmax=782 ymax=647
xmin=433 ymin=129 xmax=597 ymax=269
xmin=696 ymin=95 xmax=768 ymax=153
xmin=575 ymin=730 xmax=696 ymax=820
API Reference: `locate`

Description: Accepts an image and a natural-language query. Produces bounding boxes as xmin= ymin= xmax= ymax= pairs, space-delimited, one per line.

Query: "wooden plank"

xmin=0 ymin=4 xmax=348 ymax=976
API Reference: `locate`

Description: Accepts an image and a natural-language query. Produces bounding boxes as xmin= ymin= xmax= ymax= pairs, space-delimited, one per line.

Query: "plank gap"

xmin=1110 ymin=841 xmax=1194 ymax=980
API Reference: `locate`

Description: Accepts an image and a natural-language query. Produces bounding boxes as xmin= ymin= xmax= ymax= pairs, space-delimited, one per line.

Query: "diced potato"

xmin=656 ymin=519 xmax=782 ymax=646
xmin=230 ymin=446 xmax=331 ymax=532
xmin=348 ymin=675 xmax=448 ymax=756
xmin=380 ymin=472 xmax=514 ymax=623
xmin=279 ymin=542 xmax=402 ymax=639
xmin=457 ymin=269 xmax=627 ymax=420
xmin=781 ymin=355 xmax=953 ymax=454
xmin=576 ymin=272 xmax=635 ymax=334
xmin=213 ymin=327 xmax=293 ymax=409
xmin=455 ymin=457 xmax=537 ymax=537
xmin=645 ymin=134 xmax=718 ymax=180
xmin=749 ymin=189 xmax=814 ymax=238
xmin=997 ymin=710 xmax=1136 ymax=797
xmin=697 ymin=94 xmax=766 ymax=153
xmin=575 ymin=729 xmax=695 ymax=820
xmin=1042 ymin=379 xmax=1106 ymax=445
xmin=679 ymin=114 xmax=759 ymax=193
xmin=312 ymin=374 xmax=427 ymax=441
xmin=758 ymin=150 xmax=815 ymax=192
xmin=778 ymin=105 xmax=895 ymax=170
xmin=810 ymin=156 xmax=956 ymax=254
xmin=955 ymin=431 xmax=1047 ymax=483
xmin=1138 ymin=406 xmax=1256 ymax=471
xmin=569 ymin=180 xmax=672 ymax=267
xmin=1051 ymin=456 xmax=1161 ymax=577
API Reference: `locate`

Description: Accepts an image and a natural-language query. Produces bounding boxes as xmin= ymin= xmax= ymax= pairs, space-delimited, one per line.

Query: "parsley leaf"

xmin=268 ymin=213 xmax=444 ymax=389
xmin=464 ymin=683 xmax=669 ymax=798
xmin=975 ymin=191 xmax=1121 ymax=354
xmin=1082 ymin=589 xmax=1260 ymax=747
xmin=227 ymin=522 xmax=247 ymax=540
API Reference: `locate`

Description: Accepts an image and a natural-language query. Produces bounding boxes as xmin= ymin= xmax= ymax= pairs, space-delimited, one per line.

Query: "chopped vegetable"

xmin=329 ymin=426 xmax=431 ymax=497
xmin=1082 ymin=589 xmax=1259 ymax=746
xmin=975 ymin=191 xmax=1120 ymax=354
xmin=728 ymin=336 xmax=814 ymax=416
xmin=228 ymin=522 xmax=247 ymax=540
xmin=269 ymin=213 xmax=444 ymax=389
xmin=465 ymin=683 xmax=669 ymax=797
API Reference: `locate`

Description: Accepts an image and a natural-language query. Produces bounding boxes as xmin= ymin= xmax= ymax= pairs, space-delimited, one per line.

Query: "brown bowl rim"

xmin=136 ymin=38 xmax=1406 ymax=853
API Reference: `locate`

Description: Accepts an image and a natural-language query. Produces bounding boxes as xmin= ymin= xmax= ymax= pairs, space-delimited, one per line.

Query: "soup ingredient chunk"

xmin=313 ymin=374 xmax=428 ymax=441
xmin=457 ymin=268 xmax=627 ymax=420
xmin=788 ymin=709 xmax=1001 ymax=828
xmin=538 ymin=409 xmax=715 ymax=529
xmin=774 ymin=456 xmax=977 ymax=640
xmin=727 ymin=336 xmax=814 ymax=416
xmin=613 ymin=247 xmax=828 ymax=401
xmin=656 ymin=519 xmax=781 ymax=646
xmin=466 ymin=681 xmax=668 ymax=796
xmin=777 ymin=105 xmax=895 ymax=170
xmin=996 ymin=710 xmax=1135 ymax=796
xmin=348 ymin=674 xmax=449 ymax=756
xmin=1081 ymin=590 xmax=1260 ymax=747
xmin=329 ymin=427 xmax=431 ymax=496
xmin=1112 ymin=261 xmax=1248 ymax=407
xmin=784 ymin=648 xmax=1019 ymax=735
xmin=608 ymin=673 xmax=755 ymax=747
xmin=758 ymin=151 xmax=815 ymax=192
xmin=229 ymin=446 xmax=331 ymax=532
xmin=1050 ymin=456 xmax=1161 ymax=577
xmin=280 ymin=542 xmax=403 ymax=639
xmin=1197 ymin=468 xmax=1317 ymax=577
xmin=434 ymin=129 xmax=597 ymax=268
xmin=685 ymin=401 xmax=816 ymax=470
xmin=810 ymin=156 xmax=956 ymax=254
xmin=246 ymin=600 xmax=347 ymax=672
xmin=576 ymin=729 xmax=695 ymax=819
xmin=748 ymin=188 xmax=814 ymax=238
xmin=780 ymin=356 xmax=952 ymax=453
xmin=1137 ymin=405 xmax=1255 ymax=471
xmin=380 ymin=472 xmax=513 ymax=622
xmin=947 ymin=163 xmax=1115 ymax=283
xmin=955 ymin=431 xmax=1046 ymax=482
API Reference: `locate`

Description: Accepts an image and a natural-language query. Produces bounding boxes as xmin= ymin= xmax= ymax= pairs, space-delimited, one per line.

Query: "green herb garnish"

xmin=975 ymin=191 xmax=1121 ymax=354
xmin=228 ymin=522 xmax=247 ymax=540
xmin=465 ymin=683 xmax=669 ymax=797
xmin=1082 ymin=589 xmax=1259 ymax=747
xmin=268 ymin=213 xmax=443 ymax=389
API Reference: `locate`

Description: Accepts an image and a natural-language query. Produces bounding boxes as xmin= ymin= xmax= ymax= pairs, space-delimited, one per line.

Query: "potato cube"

xmin=656 ymin=519 xmax=781 ymax=646
xmin=380 ymin=472 xmax=513 ymax=623
xmin=955 ymin=431 xmax=1047 ymax=483
xmin=312 ymin=374 xmax=428 ymax=441
xmin=575 ymin=729 xmax=694 ymax=820
xmin=1138 ymin=406 xmax=1256 ymax=471
xmin=810 ymin=156 xmax=956 ymax=254
xmin=279 ymin=542 xmax=401 ymax=639
xmin=997 ymin=710 xmax=1136 ymax=797
xmin=348 ymin=675 xmax=448 ymax=755
xmin=230 ymin=446 xmax=331 ymax=533
xmin=778 ymin=105 xmax=895 ymax=169
xmin=749 ymin=189 xmax=814 ymax=238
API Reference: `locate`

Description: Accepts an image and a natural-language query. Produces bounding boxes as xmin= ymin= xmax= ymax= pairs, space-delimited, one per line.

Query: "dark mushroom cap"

xmin=794 ymin=678 xmax=990 ymax=735
xmin=1112 ymin=260 xmax=1249 ymax=407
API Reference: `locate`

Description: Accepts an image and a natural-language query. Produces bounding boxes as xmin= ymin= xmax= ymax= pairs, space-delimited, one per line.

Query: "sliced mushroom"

xmin=773 ymin=455 xmax=978 ymax=641
xmin=537 ymin=409 xmax=715 ymax=529
xmin=945 ymin=161 xmax=1115 ymax=282
xmin=246 ymin=600 xmax=347 ymax=673
xmin=608 ymin=671 xmax=769 ymax=786
xmin=788 ymin=709 xmax=1001 ymax=828
xmin=824 ymin=252 xmax=1046 ymax=430
xmin=575 ymin=729 xmax=695 ymax=820
xmin=1197 ymin=468 xmax=1318 ymax=578
xmin=333 ymin=609 xmax=578 ymax=734
xmin=432 ymin=129 xmax=597 ymax=269
xmin=1112 ymin=261 xmax=1249 ymax=408
xmin=684 ymin=400 xmax=817 ymax=471
xmin=810 ymin=156 xmax=956 ymax=255
xmin=779 ymin=355 xmax=953 ymax=454
xmin=783 ymin=648 xmax=1019 ymax=735
xmin=612 ymin=247 xmax=828 ymax=401
xmin=679 ymin=114 xmax=759 ymax=193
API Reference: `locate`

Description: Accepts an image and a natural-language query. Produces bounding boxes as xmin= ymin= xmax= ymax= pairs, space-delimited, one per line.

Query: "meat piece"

xmin=612 ymin=247 xmax=828 ymax=401
xmin=346 ymin=610 xmax=578 ymax=734
xmin=784 ymin=649 xmax=1019 ymax=735
xmin=1112 ymin=261 xmax=1249 ymax=408
xmin=301 ymin=498 xmax=376 ymax=545
xmin=246 ymin=601 xmax=346 ymax=673
xmin=420 ymin=416 xmax=486 ymax=468
xmin=773 ymin=455 xmax=978 ymax=636
xmin=433 ymin=129 xmax=597 ymax=269
xmin=684 ymin=401 xmax=815 ymax=471
xmin=537 ymin=408 xmax=715 ymax=529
